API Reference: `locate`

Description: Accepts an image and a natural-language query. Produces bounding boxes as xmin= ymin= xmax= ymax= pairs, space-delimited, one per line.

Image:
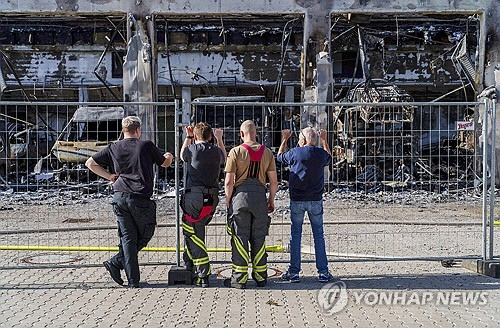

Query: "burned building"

xmin=0 ymin=0 xmax=498 ymax=187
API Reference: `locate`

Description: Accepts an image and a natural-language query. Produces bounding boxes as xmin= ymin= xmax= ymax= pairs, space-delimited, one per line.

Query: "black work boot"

xmin=252 ymin=272 xmax=267 ymax=287
xmin=255 ymin=280 xmax=267 ymax=287
xmin=193 ymin=277 xmax=209 ymax=288
xmin=103 ymin=261 xmax=124 ymax=286
xmin=127 ymin=282 xmax=140 ymax=288
xmin=223 ymin=278 xmax=246 ymax=289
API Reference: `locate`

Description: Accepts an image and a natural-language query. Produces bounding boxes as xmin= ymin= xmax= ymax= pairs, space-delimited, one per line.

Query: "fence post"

xmin=483 ymin=99 xmax=489 ymax=261
xmin=489 ymin=98 xmax=497 ymax=260
xmin=174 ymin=99 xmax=181 ymax=267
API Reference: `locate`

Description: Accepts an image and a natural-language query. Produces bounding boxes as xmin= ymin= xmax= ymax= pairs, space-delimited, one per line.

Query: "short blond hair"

xmin=122 ymin=116 xmax=142 ymax=134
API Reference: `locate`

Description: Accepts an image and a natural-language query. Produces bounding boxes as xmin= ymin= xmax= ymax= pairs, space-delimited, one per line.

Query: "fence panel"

xmin=192 ymin=101 xmax=490 ymax=264
xmin=0 ymin=102 xmax=177 ymax=268
xmin=0 ymin=100 xmax=495 ymax=269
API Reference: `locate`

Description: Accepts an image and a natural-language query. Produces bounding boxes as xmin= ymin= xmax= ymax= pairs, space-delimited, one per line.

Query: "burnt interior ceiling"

xmin=156 ymin=15 xmax=303 ymax=101
xmin=330 ymin=14 xmax=479 ymax=101
xmin=0 ymin=13 xmax=480 ymax=101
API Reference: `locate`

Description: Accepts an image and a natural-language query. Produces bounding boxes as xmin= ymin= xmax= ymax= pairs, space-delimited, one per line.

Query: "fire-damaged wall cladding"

xmin=157 ymin=13 xmax=479 ymax=99
xmin=0 ymin=14 xmax=478 ymax=99
xmin=0 ymin=16 xmax=127 ymax=101
xmin=152 ymin=15 xmax=304 ymax=106
xmin=330 ymin=14 xmax=479 ymax=100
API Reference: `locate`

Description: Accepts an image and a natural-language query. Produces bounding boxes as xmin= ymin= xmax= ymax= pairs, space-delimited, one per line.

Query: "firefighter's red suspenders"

xmin=240 ymin=144 xmax=265 ymax=178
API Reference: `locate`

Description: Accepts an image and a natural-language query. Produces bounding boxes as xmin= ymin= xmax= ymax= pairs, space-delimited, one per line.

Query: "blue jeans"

xmin=289 ymin=200 xmax=328 ymax=275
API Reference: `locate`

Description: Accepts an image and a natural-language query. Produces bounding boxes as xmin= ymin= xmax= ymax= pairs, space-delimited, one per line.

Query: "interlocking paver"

xmin=1 ymin=261 xmax=500 ymax=327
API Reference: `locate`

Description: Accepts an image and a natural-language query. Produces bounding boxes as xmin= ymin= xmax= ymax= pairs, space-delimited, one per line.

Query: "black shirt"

xmin=182 ymin=142 xmax=225 ymax=189
xmin=92 ymin=138 xmax=165 ymax=197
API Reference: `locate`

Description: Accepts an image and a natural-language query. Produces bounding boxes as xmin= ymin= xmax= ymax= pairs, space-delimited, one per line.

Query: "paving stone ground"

xmin=1 ymin=260 xmax=499 ymax=327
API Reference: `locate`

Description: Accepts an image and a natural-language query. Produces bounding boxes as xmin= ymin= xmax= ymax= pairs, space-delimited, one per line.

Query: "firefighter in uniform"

xmin=224 ymin=120 xmax=278 ymax=289
xmin=180 ymin=122 xmax=226 ymax=287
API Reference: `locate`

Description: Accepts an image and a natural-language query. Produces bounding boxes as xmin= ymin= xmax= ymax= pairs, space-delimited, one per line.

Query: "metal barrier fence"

xmin=0 ymin=100 xmax=497 ymax=269
xmin=0 ymin=102 xmax=178 ymax=268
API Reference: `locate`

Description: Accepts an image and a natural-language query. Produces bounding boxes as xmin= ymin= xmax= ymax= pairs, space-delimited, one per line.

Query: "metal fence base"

xmin=167 ymin=266 xmax=193 ymax=285
xmin=462 ymin=259 xmax=500 ymax=278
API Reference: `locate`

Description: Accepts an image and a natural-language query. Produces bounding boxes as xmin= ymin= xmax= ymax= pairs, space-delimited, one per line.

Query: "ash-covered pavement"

xmin=1 ymin=261 xmax=500 ymax=327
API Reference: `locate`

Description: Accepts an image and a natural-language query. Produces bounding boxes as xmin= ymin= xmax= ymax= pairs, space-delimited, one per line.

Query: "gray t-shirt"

xmin=183 ymin=142 xmax=225 ymax=189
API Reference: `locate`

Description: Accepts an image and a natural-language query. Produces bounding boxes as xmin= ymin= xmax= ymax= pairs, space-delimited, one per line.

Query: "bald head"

xmin=240 ymin=120 xmax=257 ymax=142
xmin=240 ymin=120 xmax=256 ymax=134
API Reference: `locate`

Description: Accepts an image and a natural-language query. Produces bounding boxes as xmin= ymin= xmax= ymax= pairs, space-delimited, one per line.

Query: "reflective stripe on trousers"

xmin=181 ymin=186 xmax=219 ymax=278
xmin=227 ymin=179 xmax=270 ymax=284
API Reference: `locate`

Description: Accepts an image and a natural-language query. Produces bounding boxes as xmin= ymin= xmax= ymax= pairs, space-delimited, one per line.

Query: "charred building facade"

xmin=0 ymin=0 xmax=499 ymax=186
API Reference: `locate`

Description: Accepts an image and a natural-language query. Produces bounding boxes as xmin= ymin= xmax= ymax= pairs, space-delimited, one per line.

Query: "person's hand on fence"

xmin=164 ymin=152 xmax=174 ymax=161
xmin=185 ymin=125 xmax=194 ymax=137
xmin=213 ymin=128 xmax=223 ymax=140
xmin=319 ymin=129 xmax=327 ymax=141
xmin=282 ymin=129 xmax=292 ymax=141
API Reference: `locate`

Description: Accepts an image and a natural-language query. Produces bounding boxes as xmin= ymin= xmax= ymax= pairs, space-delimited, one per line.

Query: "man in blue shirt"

xmin=277 ymin=127 xmax=334 ymax=283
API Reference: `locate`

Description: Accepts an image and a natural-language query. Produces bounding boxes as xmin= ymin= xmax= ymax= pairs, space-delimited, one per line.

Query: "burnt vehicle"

xmin=0 ymin=119 xmax=56 ymax=178
xmin=45 ymin=106 xmax=123 ymax=180
xmin=331 ymin=79 xmax=417 ymax=182
xmin=51 ymin=106 xmax=124 ymax=164
xmin=10 ymin=127 xmax=57 ymax=173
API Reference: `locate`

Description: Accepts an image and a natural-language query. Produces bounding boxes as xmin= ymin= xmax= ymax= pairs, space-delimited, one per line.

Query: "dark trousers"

xmin=109 ymin=192 xmax=157 ymax=284
xmin=227 ymin=179 xmax=270 ymax=285
xmin=181 ymin=186 xmax=219 ymax=279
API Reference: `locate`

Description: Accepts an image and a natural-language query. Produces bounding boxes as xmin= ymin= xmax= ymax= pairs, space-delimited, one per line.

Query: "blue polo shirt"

xmin=277 ymin=146 xmax=331 ymax=201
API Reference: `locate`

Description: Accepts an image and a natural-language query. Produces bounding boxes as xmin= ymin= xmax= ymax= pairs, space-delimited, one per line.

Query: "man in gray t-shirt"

xmin=180 ymin=122 xmax=226 ymax=287
xmin=183 ymin=141 xmax=225 ymax=189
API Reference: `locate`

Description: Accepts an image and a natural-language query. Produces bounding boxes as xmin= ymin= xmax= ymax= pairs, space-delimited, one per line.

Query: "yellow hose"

xmin=0 ymin=244 xmax=284 ymax=252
